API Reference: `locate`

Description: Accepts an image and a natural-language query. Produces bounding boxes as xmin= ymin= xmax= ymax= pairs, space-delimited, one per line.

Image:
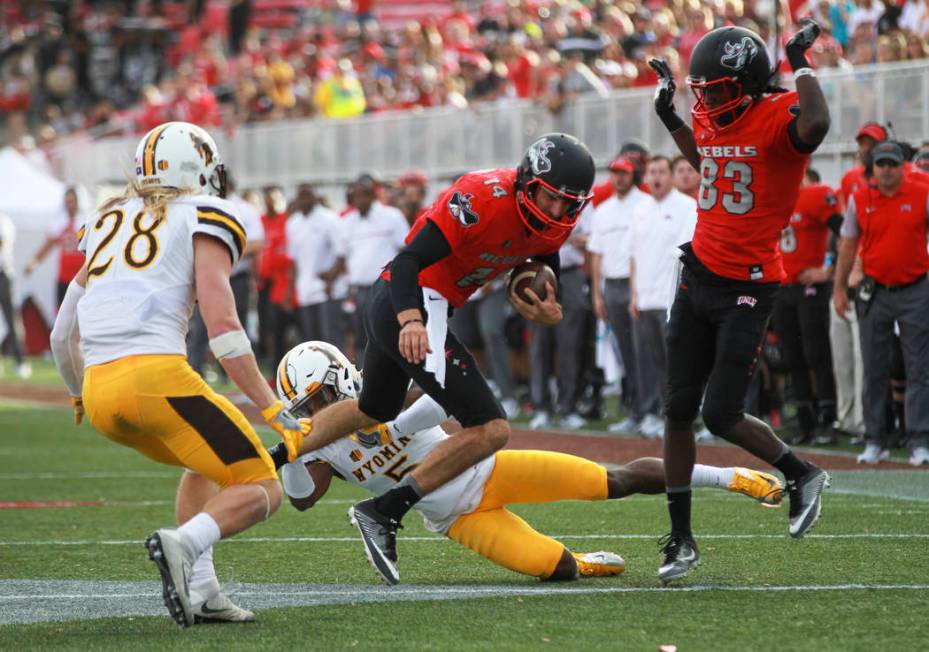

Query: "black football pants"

xmin=358 ymin=279 xmax=505 ymax=428
xmin=665 ymin=248 xmax=780 ymax=436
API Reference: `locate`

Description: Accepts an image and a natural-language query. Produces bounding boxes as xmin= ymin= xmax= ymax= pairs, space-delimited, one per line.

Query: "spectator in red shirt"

xmin=24 ymin=186 xmax=87 ymax=307
xmin=257 ymin=186 xmax=293 ymax=368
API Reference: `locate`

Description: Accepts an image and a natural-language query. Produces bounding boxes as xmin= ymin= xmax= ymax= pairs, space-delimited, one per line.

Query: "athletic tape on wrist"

xmin=794 ymin=67 xmax=816 ymax=80
xmin=209 ymin=329 xmax=252 ymax=360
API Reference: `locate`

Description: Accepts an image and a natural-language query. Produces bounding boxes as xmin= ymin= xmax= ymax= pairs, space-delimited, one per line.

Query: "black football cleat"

xmin=787 ymin=466 xmax=830 ymax=538
xmin=348 ymin=498 xmax=402 ymax=586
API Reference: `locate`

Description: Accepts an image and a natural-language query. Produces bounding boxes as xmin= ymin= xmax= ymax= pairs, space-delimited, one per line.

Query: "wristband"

xmin=794 ymin=67 xmax=816 ymax=80
xmin=657 ymin=108 xmax=685 ymax=133
xmin=400 ymin=318 xmax=423 ymax=328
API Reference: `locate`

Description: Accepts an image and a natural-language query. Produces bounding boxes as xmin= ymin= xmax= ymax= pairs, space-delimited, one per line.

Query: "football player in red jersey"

xmin=648 ymin=20 xmax=832 ymax=583
xmin=271 ymin=134 xmax=595 ymax=584
xmin=774 ymin=168 xmax=843 ymax=445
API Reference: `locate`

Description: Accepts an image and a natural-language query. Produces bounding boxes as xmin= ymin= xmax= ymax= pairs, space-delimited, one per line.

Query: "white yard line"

xmin=2 ymin=532 xmax=928 ymax=546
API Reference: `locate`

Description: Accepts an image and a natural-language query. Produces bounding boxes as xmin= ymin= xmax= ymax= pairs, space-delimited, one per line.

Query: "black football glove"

xmin=785 ymin=18 xmax=822 ymax=70
xmin=649 ymin=58 xmax=684 ymax=132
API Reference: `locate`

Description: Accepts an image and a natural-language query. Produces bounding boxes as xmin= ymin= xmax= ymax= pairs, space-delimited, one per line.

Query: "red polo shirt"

xmin=849 ymin=180 xmax=929 ymax=286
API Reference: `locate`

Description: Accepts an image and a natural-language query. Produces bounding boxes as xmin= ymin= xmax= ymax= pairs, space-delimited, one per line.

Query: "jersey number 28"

xmin=86 ymin=208 xmax=163 ymax=280
xmin=698 ymin=159 xmax=755 ymax=215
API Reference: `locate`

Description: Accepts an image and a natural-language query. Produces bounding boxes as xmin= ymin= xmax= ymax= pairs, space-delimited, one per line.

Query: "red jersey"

xmin=691 ymin=91 xmax=810 ymax=282
xmin=849 ymin=181 xmax=929 ymax=286
xmin=779 ymin=183 xmax=839 ymax=284
xmin=259 ymin=212 xmax=292 ymax=305
xmin=397 ymin=169 xmax=568 ymax=308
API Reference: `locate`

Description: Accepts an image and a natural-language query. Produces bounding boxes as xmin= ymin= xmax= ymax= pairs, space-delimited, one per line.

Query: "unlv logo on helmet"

xmin=720 ymin=37 xmax=758 ymax=71
xmin=527 ymin=139 xmax=555 ymax=175
xmin=448 ymin=191 xmax=480 ymax=226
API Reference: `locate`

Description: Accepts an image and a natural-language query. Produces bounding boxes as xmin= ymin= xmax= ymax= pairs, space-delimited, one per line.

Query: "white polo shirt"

xmin=335 ymin=201 xmax=409 ymax=287
xmin=559 ymin=202 xmax=593 ymax=269
xmin=587 ymin=186 xmax=650 ymax=279
xmin=627 ymin=188 xmax=697 ymax=311
xmin=286 ymin=205 xmax=341 ymax=306
xmin=227 ymin=194 xmax=264 ymax=276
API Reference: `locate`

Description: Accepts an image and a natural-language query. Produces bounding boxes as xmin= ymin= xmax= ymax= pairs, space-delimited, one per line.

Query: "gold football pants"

xmin=447 ymin=450 xmax=608 ymax=578
xmin=83 ymin=354 xmax=277 ymax=487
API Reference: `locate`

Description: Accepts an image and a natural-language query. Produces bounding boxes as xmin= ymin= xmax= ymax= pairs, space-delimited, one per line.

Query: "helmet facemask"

xmin=687 ymin=75 xmax=754 ymax=131
xmin=289 ymin=383 xmax=341 ymax=419
xmin=516 ymin=177 xmax=591 ymax=242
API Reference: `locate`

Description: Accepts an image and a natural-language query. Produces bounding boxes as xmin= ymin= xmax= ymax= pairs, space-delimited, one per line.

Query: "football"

xmin=507 ymin=261 xmax=558 ymax=303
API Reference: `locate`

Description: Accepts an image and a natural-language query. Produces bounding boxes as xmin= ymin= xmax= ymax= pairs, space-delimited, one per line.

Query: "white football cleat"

xmin=145 ymin=528 xmax=197 ymax=627
xmin=192 ymin=591 xmax=256 ymax=623
xmin=857 ymin=444 xmax=889 ymax=464
xmin=909 ymin=446 xmax=929 ymax=467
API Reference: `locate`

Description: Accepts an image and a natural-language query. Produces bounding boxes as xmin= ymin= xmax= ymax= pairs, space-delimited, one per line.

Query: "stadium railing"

xmin=54 ymin=59 xmax=929 ymax=193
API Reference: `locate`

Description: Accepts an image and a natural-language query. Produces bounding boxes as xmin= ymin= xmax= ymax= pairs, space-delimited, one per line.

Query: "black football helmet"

xmin=687 ymin=26 xmax=772 ymax=128
xmin=515 ymin=133 xmax=595 ymax=241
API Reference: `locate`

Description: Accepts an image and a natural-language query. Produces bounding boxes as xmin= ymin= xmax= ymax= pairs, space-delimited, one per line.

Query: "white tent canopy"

xmin=0 ymin=146 xmax=70 ymax=341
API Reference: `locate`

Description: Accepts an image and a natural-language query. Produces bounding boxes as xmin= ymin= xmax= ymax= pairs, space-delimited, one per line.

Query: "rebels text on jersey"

xmin=400 ymin=169 xmax=567 ymax=307
xmin=691 ymin=91 xmax=810 ymax=282
xmin=778 ymin=183 xmax=838 ymax=284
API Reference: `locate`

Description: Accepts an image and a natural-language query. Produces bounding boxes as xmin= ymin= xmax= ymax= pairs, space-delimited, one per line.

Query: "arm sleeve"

xmin=840 ymin=197 xmax=861 ymax=238
xmin=50 ymin=280 xmax=85 ymax=397
xmin=194 ymin=203 xmax=246 ymax=266
xmin=787 ymin=118 xmax=820 ymax=154
xmin=280 ymin=460 xmax=317 ymax=499
xmin=390 ymin=394 xmax=450 ymax=436
xmin=389 ymin=219 xmax=453 ymax=313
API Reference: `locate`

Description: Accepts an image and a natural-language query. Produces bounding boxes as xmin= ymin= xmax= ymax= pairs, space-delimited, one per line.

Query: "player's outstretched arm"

xmin=649 ymin=58 xmax=700 ymax=171
xmin=194 ymin=234 xmax=307 ymax=461
xmin=786 ymin=19 xmax=830 ymax=150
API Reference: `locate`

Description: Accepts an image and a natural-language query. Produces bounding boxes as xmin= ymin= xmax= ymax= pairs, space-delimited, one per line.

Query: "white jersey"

xmin=295 ymin=419 xmax=495 ymax=533
xmin=77 ymin=194 xmax=245 ymax=367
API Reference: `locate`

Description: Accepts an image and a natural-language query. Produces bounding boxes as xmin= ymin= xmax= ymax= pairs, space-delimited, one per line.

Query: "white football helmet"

xmin=134 ymin=121 xmax=226 ymax=197
xmin=276 ymin=341 xmax=362 ymax=418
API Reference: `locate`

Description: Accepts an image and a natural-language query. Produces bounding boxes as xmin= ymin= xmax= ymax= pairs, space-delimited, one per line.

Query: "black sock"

xmin=268 ymin=443 xmax=289 ymax=469
xmin=374 ymin=478 xmax=424 ymax=522
xmin=773 ymin=449 xmax=810 ymax=481
xmin=667 ymin=488 xmax=692 ymax=538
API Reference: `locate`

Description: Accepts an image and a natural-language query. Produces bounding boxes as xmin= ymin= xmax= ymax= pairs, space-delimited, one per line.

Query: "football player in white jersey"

xmin=50 ymin=122 xmax=309 ymax=628
xmin=271 ymin=341 xmax=784 ymax=584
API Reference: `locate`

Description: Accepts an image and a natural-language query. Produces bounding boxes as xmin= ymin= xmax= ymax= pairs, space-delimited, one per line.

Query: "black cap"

xmin=871 ymin=141 xmax=904 ymax=165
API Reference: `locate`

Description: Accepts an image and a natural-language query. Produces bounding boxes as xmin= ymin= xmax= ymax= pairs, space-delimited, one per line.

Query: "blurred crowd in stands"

xmin=4 ymin=0 xmax=929 ymax=151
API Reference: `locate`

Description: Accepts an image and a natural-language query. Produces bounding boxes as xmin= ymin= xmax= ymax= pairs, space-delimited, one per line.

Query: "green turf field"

xmin=1 ymin=401 xmax=928 ymax=650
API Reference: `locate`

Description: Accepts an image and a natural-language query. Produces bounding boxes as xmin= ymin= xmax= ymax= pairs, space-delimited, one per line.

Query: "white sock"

xmin=189 ymin=546 xmax=220 ymax=598
xmin=690 ymin=464 xmax=736 ymax=488
xmin=177 ymin=512 xmax=221 ymax=557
